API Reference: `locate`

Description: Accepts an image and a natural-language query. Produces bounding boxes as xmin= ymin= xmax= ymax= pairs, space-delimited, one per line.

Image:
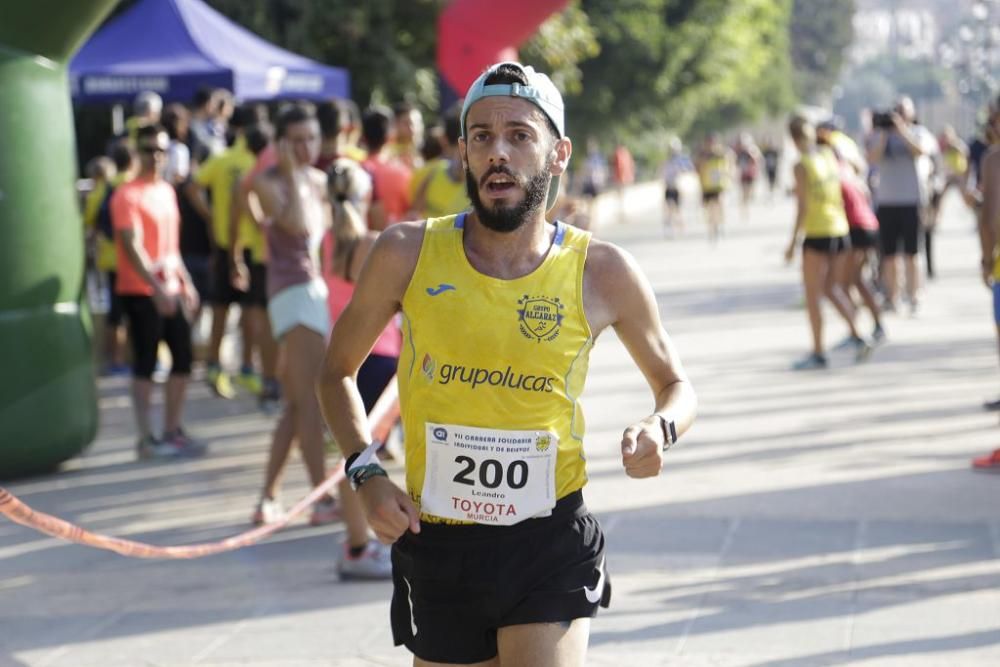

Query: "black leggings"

xmin=121 ymin=295 xmax=193 ymax=379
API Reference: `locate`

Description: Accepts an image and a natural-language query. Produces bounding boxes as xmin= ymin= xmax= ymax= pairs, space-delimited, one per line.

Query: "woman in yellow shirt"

xmin=784 ymin=116 xmax=871 ymax=370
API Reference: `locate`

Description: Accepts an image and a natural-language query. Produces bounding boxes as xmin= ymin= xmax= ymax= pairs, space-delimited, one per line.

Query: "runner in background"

xmin=611 ymin=140 xmax=635 ymax=224
xmin=696 ymin=133 xmax=731 ymax=244
xmin=661 ymin=137 xmax=693 ymax=237
xmin=762 ymin=138 xmax=781 ymax=199
xmin=734 ymin=133 xmax=762 ymax=220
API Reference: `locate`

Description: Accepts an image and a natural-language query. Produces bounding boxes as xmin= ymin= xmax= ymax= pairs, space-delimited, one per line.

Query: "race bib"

xmin=420 ymin=422 xmax=557 ymax=526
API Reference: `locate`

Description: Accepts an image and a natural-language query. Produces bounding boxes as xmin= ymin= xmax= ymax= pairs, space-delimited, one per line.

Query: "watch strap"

xmin=657 ymin=414 xmax=677 ymax=451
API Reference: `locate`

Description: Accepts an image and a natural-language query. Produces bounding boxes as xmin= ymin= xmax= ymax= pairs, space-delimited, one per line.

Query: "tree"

xmin=790 ymin=0 xmax=856 ymax=104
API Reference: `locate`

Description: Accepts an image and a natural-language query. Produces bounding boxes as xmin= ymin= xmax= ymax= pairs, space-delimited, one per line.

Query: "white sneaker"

xmin=337 ymin=540 xmax=393 ymax=580
xmin=251 ymin=497 xmax=284 ymax=526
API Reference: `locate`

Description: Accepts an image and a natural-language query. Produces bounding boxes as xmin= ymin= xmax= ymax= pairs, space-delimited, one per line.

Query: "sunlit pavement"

xmin=3 ymin=182 xmax=1000 ymax=666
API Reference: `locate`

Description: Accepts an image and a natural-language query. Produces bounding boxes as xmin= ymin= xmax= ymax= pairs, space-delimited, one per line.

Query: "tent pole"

xmin=111 ymin=103 xmax=125 ymax=136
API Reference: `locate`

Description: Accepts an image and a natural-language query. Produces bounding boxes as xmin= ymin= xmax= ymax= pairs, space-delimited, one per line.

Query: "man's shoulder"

xmin=584 ymin=238 xmax=635 ymax=281
xmin=373 ymin=220 xmax=426 ymax=258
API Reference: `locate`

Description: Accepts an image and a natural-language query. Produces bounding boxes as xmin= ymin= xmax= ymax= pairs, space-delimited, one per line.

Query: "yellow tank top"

xmin=944 ymin=147 xmax=967 ymax=177
xmin=699 ymin=155 xmax=728 ymax=192
xmin=800 ymin=147 xmax=848 ymax=239
xmin=398 ymin=214 xmax=593 ymax=523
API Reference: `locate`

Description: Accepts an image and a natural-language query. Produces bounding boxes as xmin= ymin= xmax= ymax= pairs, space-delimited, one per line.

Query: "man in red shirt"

xmin=361 ymin=106 xmax=412 ymax=230
xmin=112 ymin=124 xmax=204 ymax=459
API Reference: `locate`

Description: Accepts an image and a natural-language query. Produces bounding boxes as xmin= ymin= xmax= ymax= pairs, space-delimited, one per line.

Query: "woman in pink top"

xmin=325 ymin=161 xmax=402 ymax=415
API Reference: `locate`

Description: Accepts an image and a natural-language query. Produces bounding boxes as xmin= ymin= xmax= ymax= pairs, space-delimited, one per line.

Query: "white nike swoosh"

xmin=403 ymin=576 xmax=418 ymax=636
xmin=583 ymin=556 xmax=606 ymax=604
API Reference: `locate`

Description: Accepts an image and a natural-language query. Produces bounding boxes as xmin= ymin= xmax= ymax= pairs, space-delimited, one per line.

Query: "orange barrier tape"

xmin=0 ymin=462 xmax=345 ymax=559
xmin=0 ymin=388 xmax=401 ymax=559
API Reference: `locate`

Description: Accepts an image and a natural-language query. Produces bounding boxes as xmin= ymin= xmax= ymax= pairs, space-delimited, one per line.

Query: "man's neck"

xmin=462 ymin=210 xmax=554 ymax=280
xmin=138 ymin=169 xmax=161 ymax=182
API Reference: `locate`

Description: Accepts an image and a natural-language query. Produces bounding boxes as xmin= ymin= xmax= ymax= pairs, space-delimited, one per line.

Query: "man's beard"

xmin=465 ymin=163 xmax=550 ymax=233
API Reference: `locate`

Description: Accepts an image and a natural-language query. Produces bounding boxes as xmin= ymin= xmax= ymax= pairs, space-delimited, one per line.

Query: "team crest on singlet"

xmin=518 ymin=295 xmax=564 ymax=342
xmin=535 ymin=434 xmax=552 ymax=452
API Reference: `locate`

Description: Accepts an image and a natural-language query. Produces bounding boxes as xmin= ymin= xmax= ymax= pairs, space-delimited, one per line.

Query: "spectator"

xmin=611 ymin=141 xmax=635 ymax=223
xmin=362 ymin=105 xmax=412 ymax=230
xmin=409 ymin=112 xmax=468 ymax=219
xmin=194 ymin=104 xmax=270 ymax=400
xmin=111 ymin=124 xmax=203 ymax=459
xmin=866 ymin=96 xmax=937 ymax=314
xmin=390 ymin=101 xmax=425 ymax=170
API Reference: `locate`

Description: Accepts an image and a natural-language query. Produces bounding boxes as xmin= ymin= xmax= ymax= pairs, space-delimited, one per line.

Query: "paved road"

xmin=3 ymin=184 xmax=1000 ymax=666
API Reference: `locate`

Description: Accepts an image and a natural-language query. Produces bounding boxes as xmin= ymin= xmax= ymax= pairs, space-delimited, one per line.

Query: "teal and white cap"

xmin=461 ymin=61 xmax=565 ymax=210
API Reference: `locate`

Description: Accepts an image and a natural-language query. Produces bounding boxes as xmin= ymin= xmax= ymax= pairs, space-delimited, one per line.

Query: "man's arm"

xmin=867 ymin=131 xmax=888 ymax=164
xmin=317 ymin=221 xmax=425 ymax=542
xmin=584 ymin=241 xmax=697 ymax=479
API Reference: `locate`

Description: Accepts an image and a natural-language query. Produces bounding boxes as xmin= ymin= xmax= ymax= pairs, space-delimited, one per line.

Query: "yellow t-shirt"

xmin=83 ymin=180 xmax=117 ymax=272
xmin=699 ymin=154 xmax=729 ymax=193
xmin=944 ymin=147 xmax=968 ymax=177
xmin=398 ymin=214 xmax=594 ymax=524
xmin=414 ymin=159 xmax=469 ymax=219
xmin=194 ymin=137 xmax=265 ymax=260
xmin=800 ymin=147 xmax=849 ymax=239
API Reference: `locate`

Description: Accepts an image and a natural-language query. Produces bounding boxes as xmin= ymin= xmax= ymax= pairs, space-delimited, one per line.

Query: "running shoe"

xmin=791 ymin=353 xmax=828 ymax=371
xmin=309 ymin=497 xmax=341 ymax=526
xmin=337 ymin=540 xmax=393 ymax=580
xmin=972 ymin=448 xmax=1000 ymax=472
xmin=872 ymin=324 xmax=887 ymax=345
xmin=983 ymin=398 xmax=1000 ymax=411
xmin=852 ymin=337 xmax=873 ymax=363
xmin=251 ymin=497 xmax=285 ymax=525
xmin=161 ymin=428 xmax=208 ymax=458
xmin=206 ymin=364 xmax=236 ymax=399
xmin=258 ymin=379 xmax=281 ymax=415
xmin=136 ymin=435 xmax=174 ymax=461
xmin=832 ymin=335 xmax=857 ymax=352
xmin=235 ymin=370 xmax=263 ymax=396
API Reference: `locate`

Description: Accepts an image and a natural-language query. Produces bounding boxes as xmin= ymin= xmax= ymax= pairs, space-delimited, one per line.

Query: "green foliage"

xmin=566 ymin=0 xmax=797 ymax=143
xmin=206 ymin=0 xmax=446 ymax=110
xmin=790 ymin=0 xmax=855 ymax=104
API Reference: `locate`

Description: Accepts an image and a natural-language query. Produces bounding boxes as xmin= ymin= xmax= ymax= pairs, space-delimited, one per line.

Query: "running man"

xmin=662 ymin=137 xmax=693 ymax=236
xmin=318 ymin=61 xmax=696 ymax=666
xmin=734 ymin=133 xmax=762 ymax=219
xmin=695 ymin=133 xmax=731 ymax=243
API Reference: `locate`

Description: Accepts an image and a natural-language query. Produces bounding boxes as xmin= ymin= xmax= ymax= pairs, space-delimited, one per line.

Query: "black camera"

xmin=872 ymin=111 xmax=895 ymax=129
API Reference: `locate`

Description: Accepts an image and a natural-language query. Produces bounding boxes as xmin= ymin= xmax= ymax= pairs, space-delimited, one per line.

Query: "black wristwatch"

xmin=656 ymin=414 xmax=677 ymax=451
xmin=345 ymin=450 xmax=388 ymax=491
xmin=349 ymin=463 xmax=388 ymax=491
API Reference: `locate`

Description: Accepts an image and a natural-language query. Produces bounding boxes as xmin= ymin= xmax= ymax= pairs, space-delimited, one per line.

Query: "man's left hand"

xmin=621 ymin=416 xmax=667 ymax=479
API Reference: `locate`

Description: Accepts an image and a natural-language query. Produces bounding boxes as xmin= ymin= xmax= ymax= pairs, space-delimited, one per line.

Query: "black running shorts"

xmin=848 ymin=227 xmax=879 ymax=250
xmin=390 ymin=490 xmax=610 ymax=664
xmin=802 ymin=235 xmax=850 ymax=254
xmin=876 ymin=205 xmax=920 ymax=256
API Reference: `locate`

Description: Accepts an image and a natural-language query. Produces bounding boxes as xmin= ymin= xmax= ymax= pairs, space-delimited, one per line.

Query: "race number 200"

xmin=421 ymin=422 xmax=558 ymax=525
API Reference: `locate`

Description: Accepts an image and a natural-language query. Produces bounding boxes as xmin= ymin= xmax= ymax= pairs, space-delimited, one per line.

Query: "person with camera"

xmin=866 ymin=97 xmax=937 ymax=314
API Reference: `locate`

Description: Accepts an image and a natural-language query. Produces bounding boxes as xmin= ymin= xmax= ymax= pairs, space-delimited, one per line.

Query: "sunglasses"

xmin=138 ymin=145 xmax=166 ymax=155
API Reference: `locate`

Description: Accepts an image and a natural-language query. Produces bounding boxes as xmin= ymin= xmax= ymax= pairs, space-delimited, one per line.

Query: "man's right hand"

xmin=152 ymin=288 xmax=178 ymax=317
xmin=357 ymin=476 xmax=421 ymax=544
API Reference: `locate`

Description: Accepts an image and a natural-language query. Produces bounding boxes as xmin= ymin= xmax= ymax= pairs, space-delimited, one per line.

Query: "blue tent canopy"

xmin=70 ymin=0 xmax=349 ymax=104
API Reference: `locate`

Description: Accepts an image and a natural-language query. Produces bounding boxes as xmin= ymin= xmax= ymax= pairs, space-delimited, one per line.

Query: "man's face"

xmin=137 ymin=131 xmax=169 ymax=175
xmin=284 ymin=119 xmax=321 ymax=166
xmin=459 ymin=96 xmax=570 ymax=233
xmin=396 ymin=109 xmax=423 ymax=145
